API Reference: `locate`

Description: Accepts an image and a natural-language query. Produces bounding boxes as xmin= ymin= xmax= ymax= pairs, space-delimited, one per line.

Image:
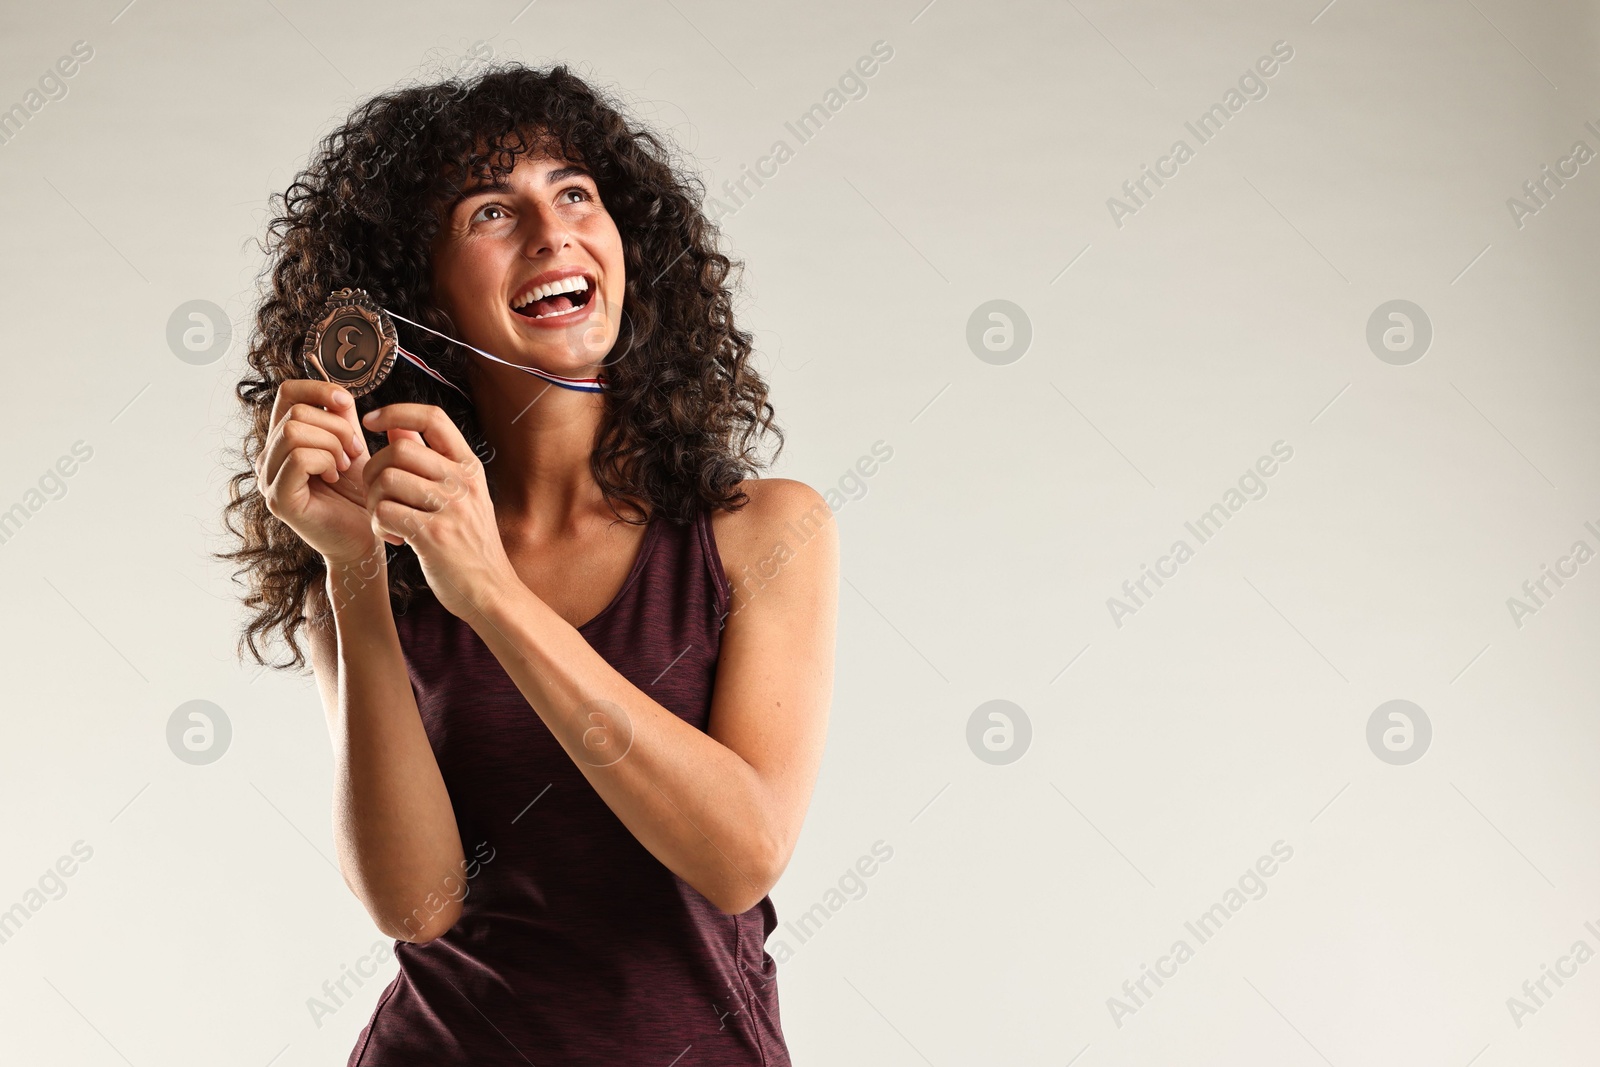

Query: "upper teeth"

xmin=513 ymin=275 xmax=589 ymax=308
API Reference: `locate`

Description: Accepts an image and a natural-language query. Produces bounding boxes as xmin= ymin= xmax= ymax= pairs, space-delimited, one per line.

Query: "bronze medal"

xmin=301 ymin=288 xmax=399 ymax=397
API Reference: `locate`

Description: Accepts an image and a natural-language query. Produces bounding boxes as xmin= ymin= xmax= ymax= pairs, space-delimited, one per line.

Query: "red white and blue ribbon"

xmin=385 ymin=307 xmax=609 ymax=395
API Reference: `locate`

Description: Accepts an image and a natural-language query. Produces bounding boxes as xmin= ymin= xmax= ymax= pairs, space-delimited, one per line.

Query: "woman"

xmin=220 ymin=62 xmax=837 ymax=1065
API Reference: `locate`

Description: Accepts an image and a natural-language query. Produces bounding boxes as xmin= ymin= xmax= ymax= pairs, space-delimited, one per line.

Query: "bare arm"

xmin=454 ymin=480 xmax=838 ymax=914
xmin=306 ymin=553 xmax=467 ymax=943
xmin=255 ymin=377 xmax=467 ymax=943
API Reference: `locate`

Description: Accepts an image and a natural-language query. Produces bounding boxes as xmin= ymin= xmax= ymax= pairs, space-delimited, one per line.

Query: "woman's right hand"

xmin=256 ymin=379 xmax=378 ymax=566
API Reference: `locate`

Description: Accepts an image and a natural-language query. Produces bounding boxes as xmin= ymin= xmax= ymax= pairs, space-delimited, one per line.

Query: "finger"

xmin=285 ymin=403 xmax=363 ymax=461
xmin=370 ymin=496 xmax=435 ymax=546
xmin=260 ymin=419 xmax=352 ymax=487
xmin=262 ymin=447 xmax=341 ymax=515
xmin=363 ymin=435 xmax=456 ymax=486
xmin=270 ymin=378 xmax=355 ymax=434
xmin=362 ymin=404 xmax=472 ymax=464
xmin=366 ymin=464 xmax=449 ymax=515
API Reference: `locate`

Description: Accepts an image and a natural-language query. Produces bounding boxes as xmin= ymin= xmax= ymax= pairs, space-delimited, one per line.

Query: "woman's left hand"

xmin=361 ymin=403 xmax=515 ymax=621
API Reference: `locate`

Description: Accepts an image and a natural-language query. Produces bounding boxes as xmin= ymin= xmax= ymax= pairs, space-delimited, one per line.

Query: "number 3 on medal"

xmin=336 ymin=325 xmax=367 ymax=371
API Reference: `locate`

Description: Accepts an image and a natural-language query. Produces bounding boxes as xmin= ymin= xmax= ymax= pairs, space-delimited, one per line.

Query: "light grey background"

xmin=1 ymin=0 xmax=1597 ymax=1064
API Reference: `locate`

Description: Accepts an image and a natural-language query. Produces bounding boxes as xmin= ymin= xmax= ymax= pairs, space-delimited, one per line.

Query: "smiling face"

xmin=429 ymin=145 xmax=627 ymax=382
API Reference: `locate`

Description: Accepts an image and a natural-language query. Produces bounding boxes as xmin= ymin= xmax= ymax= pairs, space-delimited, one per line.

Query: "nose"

xmin=519 ymin=200 xmax=574 ymax=260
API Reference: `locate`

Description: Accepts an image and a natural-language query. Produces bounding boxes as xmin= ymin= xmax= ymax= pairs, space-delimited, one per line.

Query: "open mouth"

xmin=510 ymin=274 xmax=596 ymax=322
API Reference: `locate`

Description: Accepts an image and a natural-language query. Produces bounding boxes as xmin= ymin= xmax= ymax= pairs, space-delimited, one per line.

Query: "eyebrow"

xmin=450 ymin=165 xmax=594 ymax=209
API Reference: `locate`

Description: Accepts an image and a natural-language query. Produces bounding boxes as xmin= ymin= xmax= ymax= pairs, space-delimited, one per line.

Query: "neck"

xmin=470 ymin=365 xmax=616 ymax=539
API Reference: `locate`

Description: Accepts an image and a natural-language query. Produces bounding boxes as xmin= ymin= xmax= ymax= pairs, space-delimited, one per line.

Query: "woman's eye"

xmin=472 ymin=204 xmax=509 ymax=223
xmin=561 ymin=187 xmax=591 ymax=204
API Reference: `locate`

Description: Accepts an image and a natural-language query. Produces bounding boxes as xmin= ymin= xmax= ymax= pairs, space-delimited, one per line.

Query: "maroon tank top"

xmin=346 ymin=506 xmax=790 ymax=1066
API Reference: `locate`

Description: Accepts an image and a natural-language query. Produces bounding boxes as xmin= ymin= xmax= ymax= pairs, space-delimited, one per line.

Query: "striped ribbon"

xmin=385 ymin=307 xmax=608 ymax=395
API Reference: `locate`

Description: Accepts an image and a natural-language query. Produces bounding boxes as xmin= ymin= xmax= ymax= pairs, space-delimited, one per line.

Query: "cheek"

xmin=439 ymin=243 xmax=506 ymax=307
xmin=580 ymin=212 xmax=624 ymax=261
xmin=597 ymin=232 xmax=627 ymax=299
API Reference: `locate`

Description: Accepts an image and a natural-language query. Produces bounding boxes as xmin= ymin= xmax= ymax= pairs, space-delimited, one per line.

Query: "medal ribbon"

xmin=385 ymin=307 xmax=608 ymax=395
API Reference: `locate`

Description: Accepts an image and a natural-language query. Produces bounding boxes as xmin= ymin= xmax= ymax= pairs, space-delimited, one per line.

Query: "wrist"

xmin=461 ymin=573 xmax=531 ymax=640
xmin=321 ymin=543 xmax=388 ymax=615
xmin=322 ymin=539 xmax=386 ymax=572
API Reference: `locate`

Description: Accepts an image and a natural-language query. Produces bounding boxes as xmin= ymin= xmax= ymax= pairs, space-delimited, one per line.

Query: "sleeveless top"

xmin=346 ymin=507 xmax=791 ymax=1066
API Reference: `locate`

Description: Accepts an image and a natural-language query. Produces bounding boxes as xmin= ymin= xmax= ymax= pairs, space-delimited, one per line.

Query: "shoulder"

xmin=709 ymin=479 xmax=838 ymax=608
xmin=710 ymin=478 xmax=836 ymax=556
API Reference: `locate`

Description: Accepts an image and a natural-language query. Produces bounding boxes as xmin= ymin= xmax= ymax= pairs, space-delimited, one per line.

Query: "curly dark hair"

xmin=217 ymin=60 xmax=783 ymax=672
